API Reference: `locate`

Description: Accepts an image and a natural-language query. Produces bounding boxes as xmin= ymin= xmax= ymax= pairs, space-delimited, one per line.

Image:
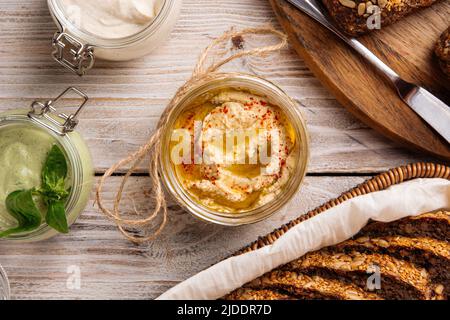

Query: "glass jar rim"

xmin=0 ymin=264 xmax=10 ymax=300
xmin=159 ymin=73 xmax=310 ymax=226
xmin=0 ymin=113 xmax=85 ymax=241
xmin=47 ymin=0 xmax=176 ymax=48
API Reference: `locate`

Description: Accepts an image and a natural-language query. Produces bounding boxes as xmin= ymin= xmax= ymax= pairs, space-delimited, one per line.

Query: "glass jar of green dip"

xmin=0 ymin=88 xmax=94 ymax=242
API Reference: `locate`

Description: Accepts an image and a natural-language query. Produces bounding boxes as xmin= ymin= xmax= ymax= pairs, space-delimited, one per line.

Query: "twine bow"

xmin=96 ymin=26 xmax=288 ymax=243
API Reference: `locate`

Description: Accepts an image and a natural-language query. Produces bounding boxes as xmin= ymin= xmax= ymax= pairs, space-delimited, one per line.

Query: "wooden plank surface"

xmin=1 ymin=176 xmax=371 ymax=300
xmin=0 ymin=0 xmax=438 ymax=300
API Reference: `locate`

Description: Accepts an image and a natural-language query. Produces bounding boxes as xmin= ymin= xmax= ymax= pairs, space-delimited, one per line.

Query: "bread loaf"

xmin=224 ymin=211 xmax=449 ymax=300
xmin=336 ymin=235 xmax=450 ymax=297
xmin=321 ymin=0 xmax=438 ymax=36
xmin=284 ymin=250 xmax=435 ymax=299
xmin=435 ymin=27 xmax=450 ymax=77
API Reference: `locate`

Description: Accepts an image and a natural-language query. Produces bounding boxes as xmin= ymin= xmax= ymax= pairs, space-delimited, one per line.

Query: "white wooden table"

xmin=0 ymin=0 xmax=432 ymax=299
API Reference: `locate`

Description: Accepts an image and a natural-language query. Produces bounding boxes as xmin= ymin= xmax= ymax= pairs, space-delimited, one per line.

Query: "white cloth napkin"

xmin=158 ymin=178 xmax=450 ymax=300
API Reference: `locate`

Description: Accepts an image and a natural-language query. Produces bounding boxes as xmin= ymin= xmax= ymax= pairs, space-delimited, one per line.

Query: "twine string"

xmin=95 ymin=26 xmax=288 ymax=243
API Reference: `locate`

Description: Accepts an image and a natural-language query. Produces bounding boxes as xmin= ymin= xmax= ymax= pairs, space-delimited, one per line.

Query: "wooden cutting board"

xmin=270 ymin=0 xmax=450 ymax=159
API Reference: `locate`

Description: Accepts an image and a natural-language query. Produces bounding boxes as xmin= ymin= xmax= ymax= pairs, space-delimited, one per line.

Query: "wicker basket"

xmin=235 ymin=162 xmax=450 ymax=255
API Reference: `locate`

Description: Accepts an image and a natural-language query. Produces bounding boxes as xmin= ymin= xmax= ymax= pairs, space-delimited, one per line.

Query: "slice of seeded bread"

xmin=334 ymin=235 xmax=450 ymax=297
xmin=321 ymin=0 xmax=439 ymax=36
xmin=284 ymin=250 xmax=437 ymax=300
xmin=237 ymin=271 xmax=383 ymax=300
xmin=358 ymin=211 xmax=450 ymax=242
xmin=224 ymin=288 xmax=296 ymax=300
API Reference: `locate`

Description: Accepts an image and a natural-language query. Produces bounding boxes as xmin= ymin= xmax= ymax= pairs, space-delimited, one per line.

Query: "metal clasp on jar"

xmin=28 ymin=87 xmax=89 ymax=136
xmin=52 ymin=32 xmax=95 ymax=76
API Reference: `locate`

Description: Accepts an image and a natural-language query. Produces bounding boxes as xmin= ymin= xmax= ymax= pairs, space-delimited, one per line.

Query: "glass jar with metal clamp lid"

xmin=47 ymin=0 xmax=182 ymax=76
xmin=0 ymin=87 xmax=94 ymax=242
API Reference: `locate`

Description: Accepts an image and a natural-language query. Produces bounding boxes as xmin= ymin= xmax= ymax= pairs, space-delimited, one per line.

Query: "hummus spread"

xmin=59 ymin=0 xmax=164 ymax=39
xmin=171 ymin=89 xmax=298 ymax=213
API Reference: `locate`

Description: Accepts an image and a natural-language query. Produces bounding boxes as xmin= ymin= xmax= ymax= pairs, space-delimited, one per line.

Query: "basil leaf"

xmin=42 ymin=145 xmax=68 ymax=195
xmin=0 ymin=190 xmax=42 ymax=238
xmin=1 ymin=145 xmax=71 ymax=237
xmin=45 ymin=200 xmax=69 ymax=234
xmin=41 ymin=145 xmax=71 ymax=235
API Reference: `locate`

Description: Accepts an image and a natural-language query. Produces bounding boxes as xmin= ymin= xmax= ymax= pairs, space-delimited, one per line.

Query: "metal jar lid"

xmin=28 ymin=87 xmax=89 ymax=135
xmin=52 ymin=32 xmax=95 ymax=77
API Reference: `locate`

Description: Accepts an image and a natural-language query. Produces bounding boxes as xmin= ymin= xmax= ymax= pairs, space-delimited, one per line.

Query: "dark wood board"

xmin=270 ymin=0 xmax=450 ymax=159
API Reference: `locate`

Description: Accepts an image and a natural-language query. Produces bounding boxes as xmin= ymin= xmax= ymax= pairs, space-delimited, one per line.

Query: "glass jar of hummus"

xmin=47 ymin=0 xmax=182 ymax=75
xmin=0 ymin=264 xmax=10 ymax=300
xmin=0 ymin=88 xmax=94 ymax=242
xmin=160 ymin=74 xmax=309 ymax=225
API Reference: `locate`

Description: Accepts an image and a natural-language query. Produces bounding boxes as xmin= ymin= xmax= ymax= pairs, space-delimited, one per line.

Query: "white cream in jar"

xmin=59 ymin=0 xmax=164 ymax=39
xmin=48 ymin=0 xmax=182 ymax=73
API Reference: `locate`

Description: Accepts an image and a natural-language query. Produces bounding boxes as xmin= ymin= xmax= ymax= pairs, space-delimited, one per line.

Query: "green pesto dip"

xmin=0 ymin=124 xmax=59 ymax=230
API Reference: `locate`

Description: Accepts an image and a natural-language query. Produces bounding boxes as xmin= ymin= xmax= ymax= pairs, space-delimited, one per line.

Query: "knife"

xmin=286 ymin=0 xmax=450 ymax=144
